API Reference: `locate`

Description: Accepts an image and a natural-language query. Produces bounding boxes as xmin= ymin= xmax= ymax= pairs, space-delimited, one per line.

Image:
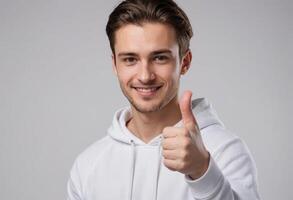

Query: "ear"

xmin=180 ymin=49 xmax=192 ymax=75
xmin=112 ymin=54 xmax=117 ymax=76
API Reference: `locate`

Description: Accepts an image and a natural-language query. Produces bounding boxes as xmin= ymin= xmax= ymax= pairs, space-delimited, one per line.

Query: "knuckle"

xmin=163 ymin=159 xmax=169 ymax=167
xmin=162 ymin=127 xmax=168 ymax=134
xmin=163 ymin=160 xmax=175 ymax=171
xmin=181 ymin=138 xmax=191 ymax=147
xmin=178 ymin=161 xmax=186 ymax=170
xmin=182 ymin=129 xmax=189 ymax=136
xmin=162 ymin=142 xmax=167 ymax=150
xmin=163 ymin=126 xmax=171 ymax=133
xmin=163 ymin=151 xmax=170 ymax=159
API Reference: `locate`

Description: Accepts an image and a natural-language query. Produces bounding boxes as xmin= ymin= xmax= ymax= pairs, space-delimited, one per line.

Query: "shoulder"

xmin=69 ymin=136 xmax=113 ymax=181
xmin=76 ymin=135 xmax=112 ymax=165
xmin=201 ymin=124 xmax=247 ymax=157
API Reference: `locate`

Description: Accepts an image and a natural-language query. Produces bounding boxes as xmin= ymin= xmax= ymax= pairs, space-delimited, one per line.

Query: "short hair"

xmin=106 ymin=0 xmax=193 ymax=59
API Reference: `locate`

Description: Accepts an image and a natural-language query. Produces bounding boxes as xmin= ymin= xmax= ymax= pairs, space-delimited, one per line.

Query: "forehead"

xmin=114 ymin=22 xmax=178 ymax=55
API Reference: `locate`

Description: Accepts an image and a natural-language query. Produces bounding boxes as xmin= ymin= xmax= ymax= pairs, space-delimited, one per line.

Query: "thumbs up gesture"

xmin=162 ymin=91 xmax=210 ymax=180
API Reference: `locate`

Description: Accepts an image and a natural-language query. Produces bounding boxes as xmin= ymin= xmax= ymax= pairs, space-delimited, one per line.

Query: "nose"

xmin=137 ymin=62 xmax=155 ymax=83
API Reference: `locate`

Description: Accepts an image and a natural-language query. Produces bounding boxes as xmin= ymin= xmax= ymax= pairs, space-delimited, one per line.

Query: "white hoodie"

xmin=67 ymin=98 xmax=260 ymax=200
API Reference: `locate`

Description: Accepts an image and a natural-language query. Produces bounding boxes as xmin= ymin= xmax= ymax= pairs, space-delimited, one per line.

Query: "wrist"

xmin=188 ymin=152 xmax=210 ymax=180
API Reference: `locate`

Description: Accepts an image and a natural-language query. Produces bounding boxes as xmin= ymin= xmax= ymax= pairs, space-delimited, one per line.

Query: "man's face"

xmin=112 ymin=23 xmax=188 ymax=113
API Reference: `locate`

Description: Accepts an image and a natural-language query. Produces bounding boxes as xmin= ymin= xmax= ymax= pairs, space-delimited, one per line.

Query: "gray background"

xmin=0 ymin=0 xmax=292 ymax=199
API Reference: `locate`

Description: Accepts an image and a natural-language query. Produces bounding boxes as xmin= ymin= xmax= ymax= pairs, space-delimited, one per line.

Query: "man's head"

xmin=106 ymin=0 xmax=193 ymax=113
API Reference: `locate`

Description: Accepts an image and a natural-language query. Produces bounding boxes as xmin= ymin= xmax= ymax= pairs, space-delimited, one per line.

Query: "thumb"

xmin=179 ymin=90 xmax=197 ymax=132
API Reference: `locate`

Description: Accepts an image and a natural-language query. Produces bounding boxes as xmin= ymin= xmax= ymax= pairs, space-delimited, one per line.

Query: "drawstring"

xmin=153 ymin=136 xmax=163 ymax=200
xmin=128 ymin=137 xmax=163 ymax=200
xmin=129 ymin=140 xmax=136 ymax=200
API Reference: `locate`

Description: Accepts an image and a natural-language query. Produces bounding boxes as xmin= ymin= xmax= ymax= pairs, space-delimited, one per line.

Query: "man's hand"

xmin=162 ymin=90 xmax=210 ymax=180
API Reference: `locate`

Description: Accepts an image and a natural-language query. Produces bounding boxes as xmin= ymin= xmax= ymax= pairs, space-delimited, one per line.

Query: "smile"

xmin=132 ymin=86 xmax=162 ymax=96
xmin=136 ymin=87 xmax=159 ymax=92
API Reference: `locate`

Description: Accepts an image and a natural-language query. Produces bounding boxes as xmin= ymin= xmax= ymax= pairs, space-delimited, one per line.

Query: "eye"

xmin=153 ymin=55 xmax=169 ymax=64
xmin=122 ymin=57 xmax=137 ymax=66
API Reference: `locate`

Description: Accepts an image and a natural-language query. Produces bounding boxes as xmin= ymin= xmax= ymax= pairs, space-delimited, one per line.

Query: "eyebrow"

xmin=151 ymin=49 xmax=173 ymax=56
xmin=117 ymin=49 xmax=173 ymax=57
xmin=117 ymin=52 xmax=137 ymax=57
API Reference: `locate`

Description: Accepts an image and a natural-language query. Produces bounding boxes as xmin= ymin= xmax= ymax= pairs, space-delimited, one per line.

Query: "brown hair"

xmin=106 ymin=0 xmax=193 ymax=59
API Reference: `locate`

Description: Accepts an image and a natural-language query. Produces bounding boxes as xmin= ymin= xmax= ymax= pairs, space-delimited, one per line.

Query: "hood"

xmin=107 ymin=98 xmax=224 ymax=145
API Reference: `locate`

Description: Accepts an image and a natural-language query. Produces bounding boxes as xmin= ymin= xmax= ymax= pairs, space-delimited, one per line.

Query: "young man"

xmin=67 ymin=0 xmax=260 ymax=199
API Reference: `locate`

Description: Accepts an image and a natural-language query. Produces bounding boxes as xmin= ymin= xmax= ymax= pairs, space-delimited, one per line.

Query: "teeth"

xmin=136 ymin=87 xmax=158 ymax=92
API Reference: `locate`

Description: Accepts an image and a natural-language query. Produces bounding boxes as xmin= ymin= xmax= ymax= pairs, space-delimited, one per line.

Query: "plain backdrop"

xmin=0 ymin=0 xmax=292 ymax=199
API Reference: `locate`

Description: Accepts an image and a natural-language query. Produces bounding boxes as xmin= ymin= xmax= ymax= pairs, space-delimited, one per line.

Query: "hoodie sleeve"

xmin=67 ymin=159 xmax=83 ymax=200
xmin=185 ymin=137 xmax=260 ymax=200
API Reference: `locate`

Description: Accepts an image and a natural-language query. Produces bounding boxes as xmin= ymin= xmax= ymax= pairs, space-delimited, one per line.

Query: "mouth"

xmin=132 ymin=85 xmax=162 ymax=97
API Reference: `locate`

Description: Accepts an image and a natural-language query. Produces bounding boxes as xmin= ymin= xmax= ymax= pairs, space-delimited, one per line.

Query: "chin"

xmin=130 ymin=100 xmax=164 ymax=113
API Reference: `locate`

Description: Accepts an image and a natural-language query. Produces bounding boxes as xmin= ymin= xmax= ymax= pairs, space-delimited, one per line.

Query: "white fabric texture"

xmin=67 ymin=98 xmax=260 ymax=200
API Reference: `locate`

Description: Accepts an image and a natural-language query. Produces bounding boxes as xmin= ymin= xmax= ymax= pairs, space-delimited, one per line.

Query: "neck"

xmin=127 ymin=96 xmax=182 ymax=143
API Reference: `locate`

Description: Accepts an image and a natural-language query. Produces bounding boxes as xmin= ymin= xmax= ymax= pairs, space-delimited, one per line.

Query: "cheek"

xmin=157 ymin=65 xmax=180 ymax=84
xmin=116 ymin=67 xmax=136 ymax=84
